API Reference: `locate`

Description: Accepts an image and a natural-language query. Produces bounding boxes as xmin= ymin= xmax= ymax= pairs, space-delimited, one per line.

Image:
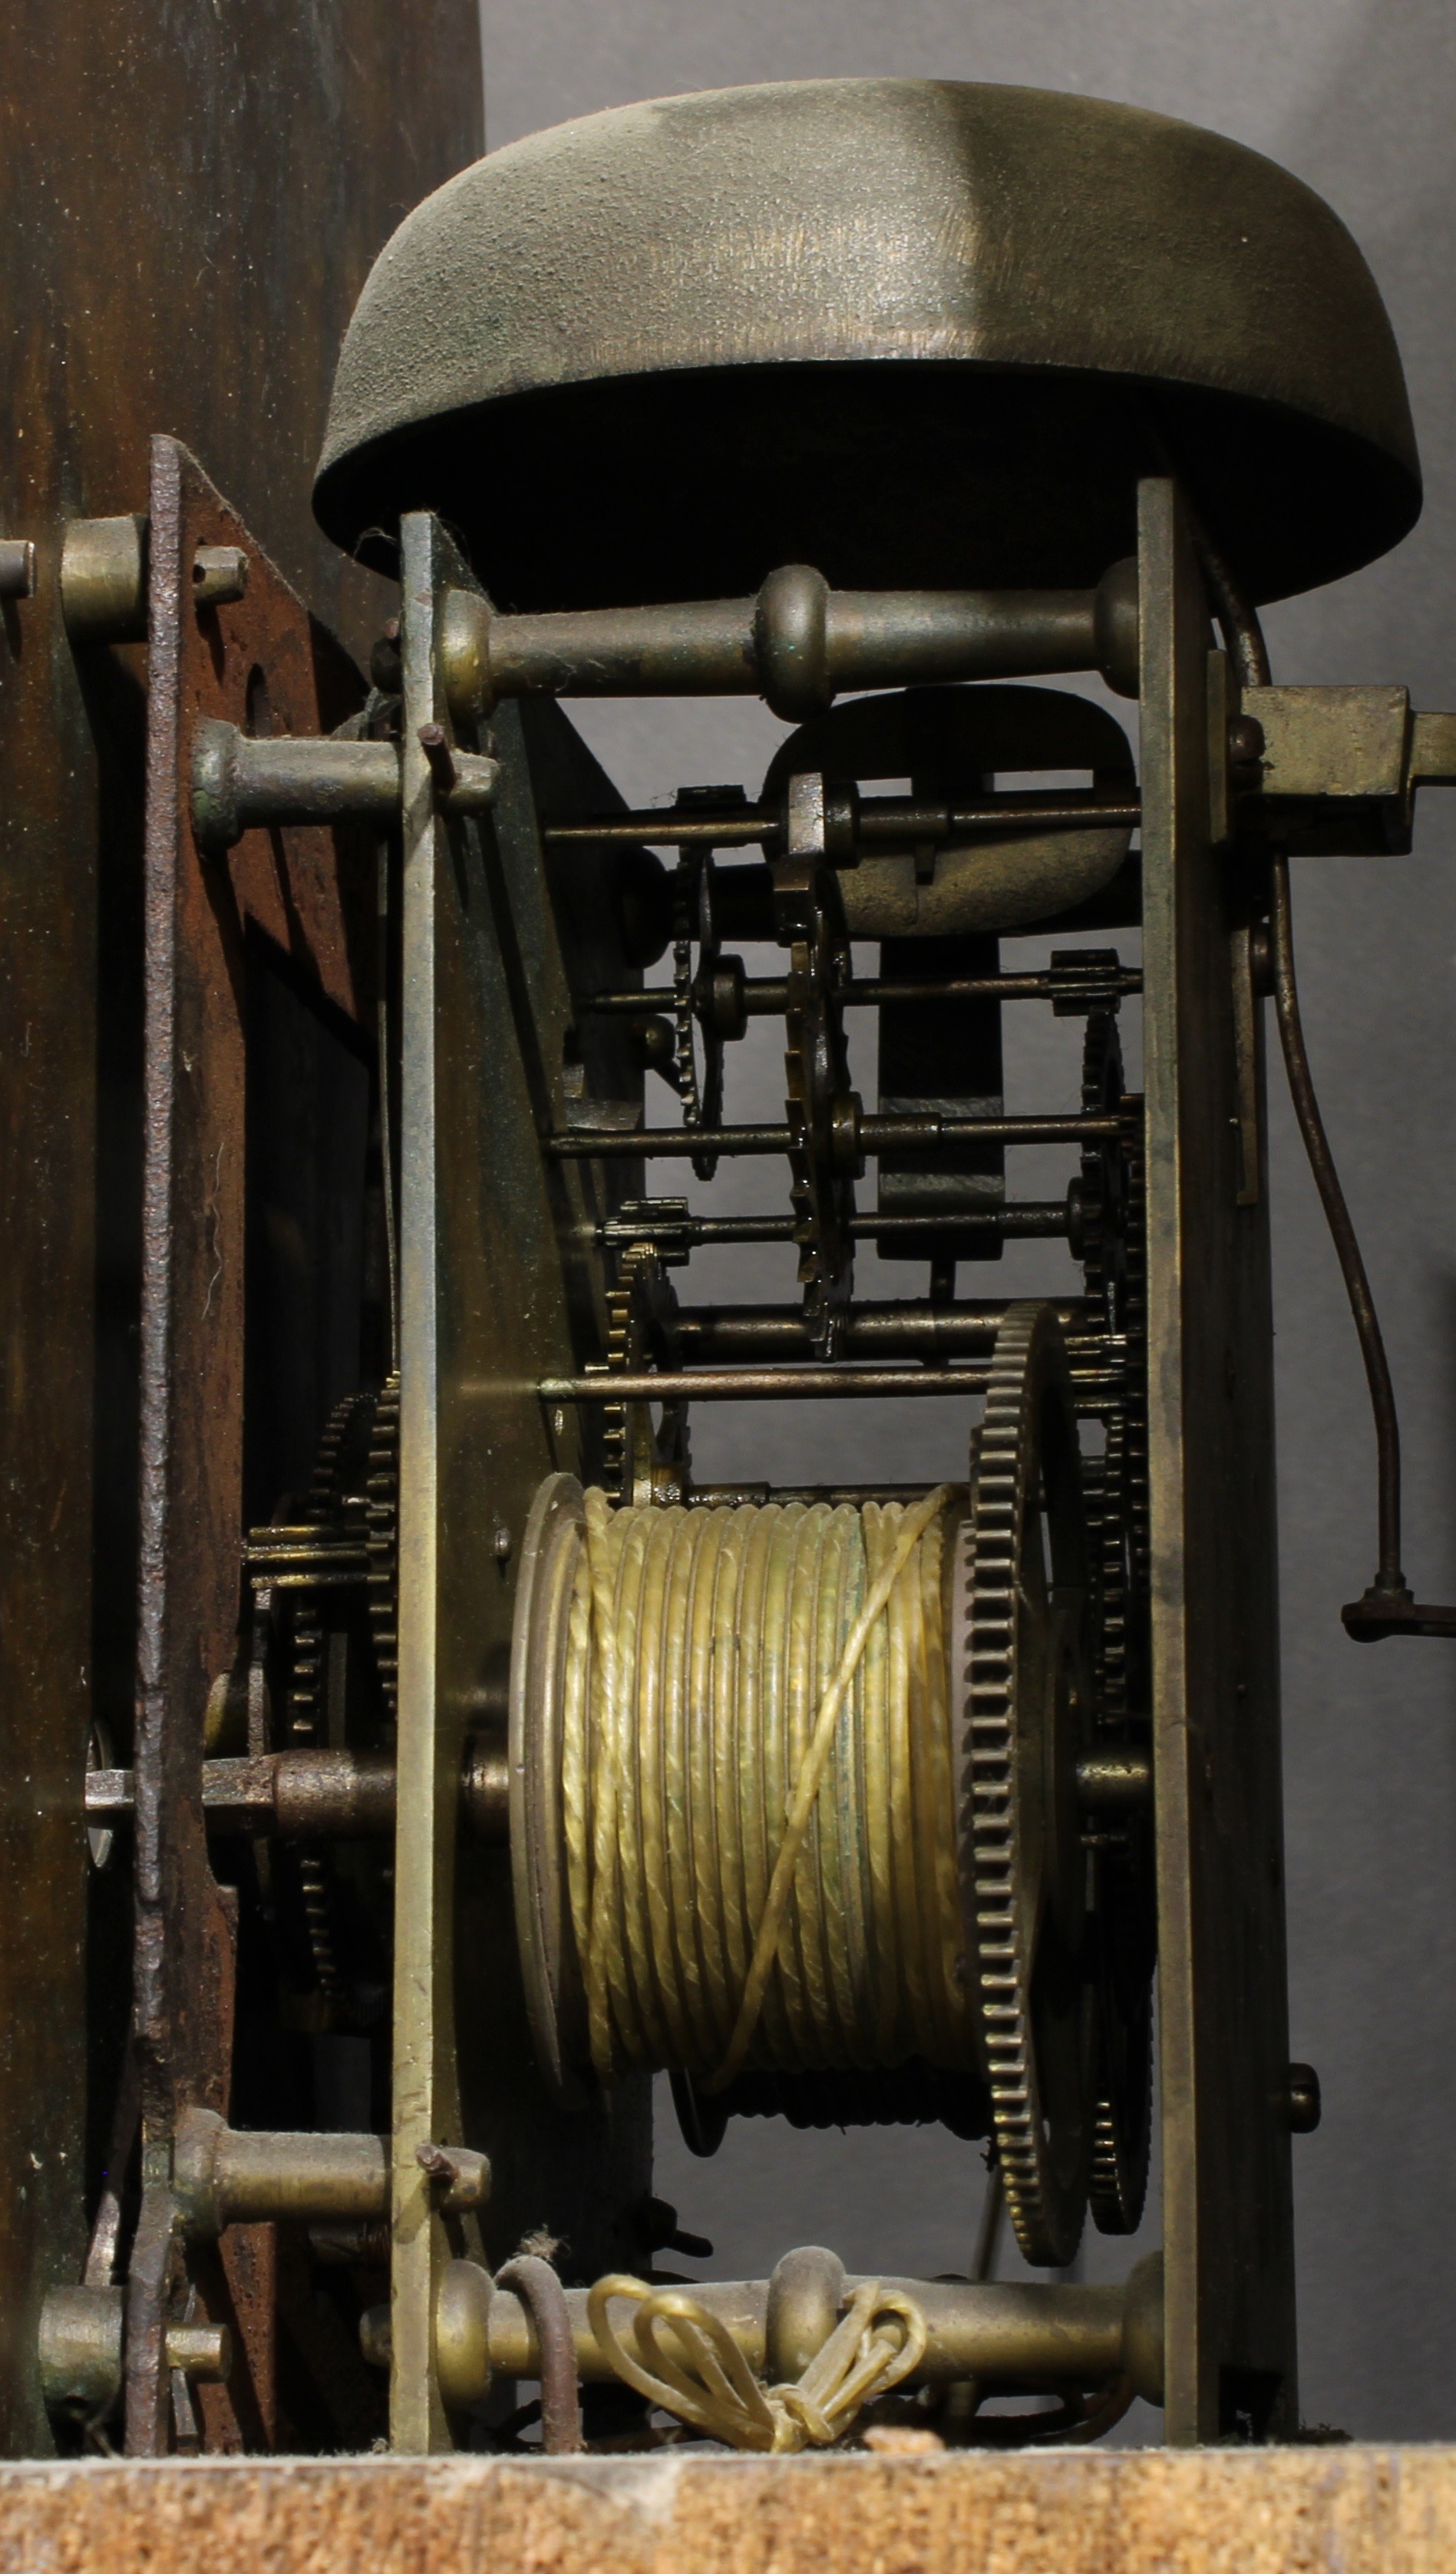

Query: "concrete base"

xmin=1 ymin=2447 xmax=1454 ymax=2572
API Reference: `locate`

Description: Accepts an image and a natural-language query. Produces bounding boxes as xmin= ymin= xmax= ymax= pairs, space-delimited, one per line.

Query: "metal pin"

xmin=0 ymin=540 xmax=36 ymax=600
xmin=192 ymin=545 xmax=249 ymax=608
xmin=418 ymin=722 xmax=459 ymax=796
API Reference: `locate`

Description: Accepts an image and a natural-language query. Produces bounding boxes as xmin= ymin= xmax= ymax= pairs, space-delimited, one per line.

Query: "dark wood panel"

xmin=0 ymin=2 xmax=480 ymax=2454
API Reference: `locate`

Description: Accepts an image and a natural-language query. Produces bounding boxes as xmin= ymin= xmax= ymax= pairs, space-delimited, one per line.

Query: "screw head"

xmin=1227 ymin=714 xmax=1266 ymax=778
xmin=493 ymin=1525 xmax=512 ymax=1561
xmin=1288 ymin=2063 xmax=1322 ymax=2133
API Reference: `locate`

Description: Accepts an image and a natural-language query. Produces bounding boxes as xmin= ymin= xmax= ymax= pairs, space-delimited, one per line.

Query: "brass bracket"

xmin=1237 ymin=682 xmax=1456 ymax=854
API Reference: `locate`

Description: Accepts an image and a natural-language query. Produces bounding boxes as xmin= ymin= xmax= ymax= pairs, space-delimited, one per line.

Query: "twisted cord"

xmin=587 ymin=2273 xmax=928 ymax=2452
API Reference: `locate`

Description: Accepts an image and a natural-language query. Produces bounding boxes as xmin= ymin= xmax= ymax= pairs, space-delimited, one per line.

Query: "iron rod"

xmin=856 ymin=970 xmax=1140 ymax=1004
xmin=597 ymin=1204 xmax=1072 ymax=1250
xmin=601 ymin=1213 xmax=797 ymax=1245
xmin=583 ymin=966 xmax=1141 ymax=1016
xmin=552 ymin=1113 xmax=1119 ymax=1161
xmin=544 ymin=1366 xmax=1118 ymax=1406
xmin=546 ymin=791 xmax=1140 ymax=851
xmin=492 ymin=2258 xmax=584 ymax=2455
xmin=853 ymin=1206 xmax=1071 ymax=1237
xmin=691 ymin=1482 xmax=961 ymax=1506
xmin=855 ymin=796 xmax=1141 ymax=841
xmin=540 ymin=1367 xmax=993 ymax=1402
xmin=676 ymin=1299 xmax=1093 ymax=1359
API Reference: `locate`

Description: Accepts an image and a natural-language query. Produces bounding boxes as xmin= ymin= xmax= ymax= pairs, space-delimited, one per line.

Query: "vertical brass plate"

xmin=391 ymin=520 xmax=651 ymax=2450
xmin=1139 ymin=477 xmax=1297 ymax=2441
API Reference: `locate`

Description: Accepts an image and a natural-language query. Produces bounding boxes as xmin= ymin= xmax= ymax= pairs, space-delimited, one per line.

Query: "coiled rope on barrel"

xmin=560 ymin=1484 xmax=970 ymax=2089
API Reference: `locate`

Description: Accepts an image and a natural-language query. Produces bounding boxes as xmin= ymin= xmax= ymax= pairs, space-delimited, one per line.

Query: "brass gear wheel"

xmin=602 ymin=1246 xmax=691 ymax=1507
xmin=1088 ymin=1821 xmax=1155 ymax=2235
xmin=1084 ymin=1425 xmax=1154 ymax=2231
xmin=1085 ymin=1409 xmax=1144 ymax=1733
xmin=1074 ymin=1034 xmax=1154 ymax=2233
xmin=270 ymin=1385 xmax=395 ymax=2011
xmin=671 ymin=849 xmax=725 ymax=1183
xmin=956 ymin=1301 xmax=1095 ymax=2269
xmin=1120 ymin=1109 xmax=1151 ymax=1629
xmin=365 ymin=1374 xmax=400 ymax=1718
xmin=1078 ymin=1010 xmax=1129 ymax=1338
xmin=286 ymin=1391 xmax=364 ymax=1749
xmin=776 ymin=836 xmax=857 ymax=1358
xmin=285 ymin=1393 xmax=377 ymax=2006
xmin=1076 ymin=1015 xmax=1150 ymax=1728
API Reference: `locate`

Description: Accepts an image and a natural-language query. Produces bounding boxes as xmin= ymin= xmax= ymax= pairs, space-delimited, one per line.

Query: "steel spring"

xmin=560 ymin=1487 xmax=973 ymax=2088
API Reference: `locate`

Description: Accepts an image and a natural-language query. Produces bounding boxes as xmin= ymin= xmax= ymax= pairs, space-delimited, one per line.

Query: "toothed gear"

xmin=1088 ymin=1826 xmax=1155 ymax=2235
xmin=780 ymin=891 xmax=857 ymax=1359
xmin=1120 ymin=1106 xmax=1151 ymax=1623
xmin=671 ymin=850 xmax=724 ymax=1182
xmin=243 ymin=1386 xmax=398 ymax=2025
xmin=1085 ymin=1148 xmax=1155 ymax=2235
xmin=1079 ymin=1010 xmax=1129 ymax=1337
xmin=1085 ymin=1414 xmax=1136 ymax=1727
xmin=1077 ymin=1054 xmax=1154 ymax=2233
xmin=956 ymin=1301 xmax=1095 ymax=2269
xmin=1076 ymin=1019 xmax=1149 ymax=1730
xmin=365 ymin=1375 xmax=400 ymax=1718
xmin=285 ymin=1389 xmax=379 ymax=2007
xmin=1081 ymin=1100 xmax=1151 ymax=1726
xmin=602 ymin=1245 xmax=692 ymax=1507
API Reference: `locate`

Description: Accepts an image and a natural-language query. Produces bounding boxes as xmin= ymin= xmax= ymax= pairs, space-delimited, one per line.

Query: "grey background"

xmin=475 ymin=1 xmax=1456 ymax=2438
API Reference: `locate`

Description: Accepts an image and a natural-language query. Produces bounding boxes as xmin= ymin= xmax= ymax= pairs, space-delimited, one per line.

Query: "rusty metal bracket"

xmin=125 ymin=435 xmax=376 ymax=2454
